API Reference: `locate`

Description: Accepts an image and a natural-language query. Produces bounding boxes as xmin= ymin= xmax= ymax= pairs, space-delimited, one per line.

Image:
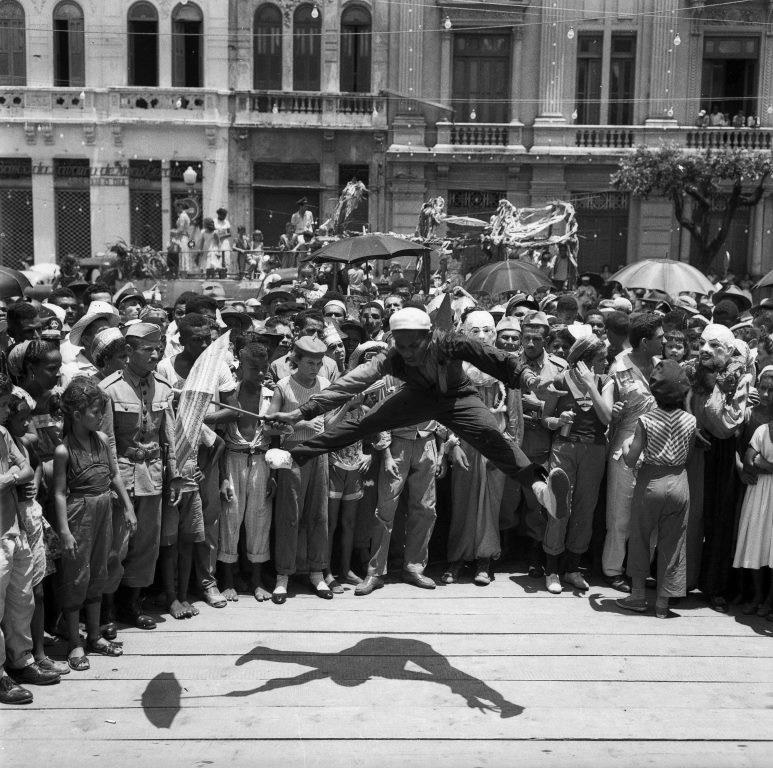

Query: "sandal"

xmin=67 ymin=648 xmax=90 ymax=672
xmin=86 ymin=638 xmax=123 ymax=657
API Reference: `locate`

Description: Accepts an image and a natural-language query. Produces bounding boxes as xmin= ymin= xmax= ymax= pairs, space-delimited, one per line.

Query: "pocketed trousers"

xmin=274 ymin=455 xmax=329 ymax=575
xmin=218 ymin=451 xmax=271 ymax=564
xmin=543 ymin=441 xmax=606 ymax=558
xmin=627 ymin=464 xmax=689 ymax=598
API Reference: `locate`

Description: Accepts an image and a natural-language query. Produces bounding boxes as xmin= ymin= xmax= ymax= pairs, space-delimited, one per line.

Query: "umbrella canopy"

xmin=464 ymin=259 xmax=553 ymax=296
xmin=443 ymin=215 xmax=489 ymax=229
xmin=302 ymin=233 xmax=430 ymax=265
xmin=754 ymin=269 xmax=773 ymax=290
xmin=0 ymin=267 xmax=32 ymax=299
xmin=609 ymin=259 xmax=715 ymax=297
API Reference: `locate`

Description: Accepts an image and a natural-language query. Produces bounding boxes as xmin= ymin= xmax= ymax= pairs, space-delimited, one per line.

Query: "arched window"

xmin=0 ymin=0 xmax=25 ymax=86
xmin=127 ymin=1 xmax=158 ymax=86
xmin=293 ymin=3 xmax=321 ymax=91
xmin=340 ymin=4 xmax=371 ymax=93
xmin=253 ymin=4 xmax=282 ymax=90
xmin=172 ymin=2 xmax=203 ymax=87
xmin=53 ymin=2 xmax=85 ymax=87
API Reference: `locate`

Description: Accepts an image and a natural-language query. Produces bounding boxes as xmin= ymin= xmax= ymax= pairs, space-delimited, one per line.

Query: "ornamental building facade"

xmin=1 ymin=0 xmax=773 ymax=278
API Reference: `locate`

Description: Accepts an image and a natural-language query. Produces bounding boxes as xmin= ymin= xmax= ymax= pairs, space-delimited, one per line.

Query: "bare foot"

xmin=169 ymin=599 xmax=190 ymax=619
xmin=182 ymin=601 xmax=199 ymax=616
xmin=253 ymin=584 xmax=272 ymax=602
xmin=222 ymin=587 xmax=239 ymax=602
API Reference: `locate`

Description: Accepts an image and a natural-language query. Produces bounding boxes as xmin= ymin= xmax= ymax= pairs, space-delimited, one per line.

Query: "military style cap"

xmin=496 ymin=316 xmax=521 ymax=333
xmin=294 ymin=335 xmax=328 ymax=355
xmin=522 ymin=311 xmax=550 ymax=329
xmin=125 ymin=322 xmax=163 ymax=343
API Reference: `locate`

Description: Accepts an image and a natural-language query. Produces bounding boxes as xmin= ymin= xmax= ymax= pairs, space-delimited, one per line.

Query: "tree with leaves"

xmin=611 ymin=144 xmax=771 ymax=272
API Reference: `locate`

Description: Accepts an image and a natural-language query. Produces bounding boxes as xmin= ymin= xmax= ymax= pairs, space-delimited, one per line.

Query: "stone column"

xmin=535 ymin=3 xmax=568 ymax=124
xmin=282 ymin=12 xmax=293 ymax=90
xmin=509 ymin=27 xmax=524 ymax=124
xmin=439 ymin=29 xmax=452 ymax=109
xmin=31 ymin=167 xmax=56 ymax=264
xmin=390 ymin=0 xmax=426 ymax=148
xmin=161 ymin=159 xmax=171 ymax=249
xmin=645 ymin=0 xmax=679 ymax=124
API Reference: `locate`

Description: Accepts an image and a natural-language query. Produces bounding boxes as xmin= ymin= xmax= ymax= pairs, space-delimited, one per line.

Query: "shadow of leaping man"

xmin=225 ymin=636 xmax=523 ymax=718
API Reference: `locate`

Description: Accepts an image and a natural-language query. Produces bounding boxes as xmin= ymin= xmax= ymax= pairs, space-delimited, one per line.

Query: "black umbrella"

xmin=302 ymin=233 xmax=430 ymax=265
xmin=464 ymin=259 xmax=552 ymax=296
xmin=0 ymin=267 xmax=32 ymax=299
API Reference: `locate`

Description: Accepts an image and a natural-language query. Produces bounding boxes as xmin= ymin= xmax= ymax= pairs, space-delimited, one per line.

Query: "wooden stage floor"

xmin=2 ymin=570 xmax=772 ymax=768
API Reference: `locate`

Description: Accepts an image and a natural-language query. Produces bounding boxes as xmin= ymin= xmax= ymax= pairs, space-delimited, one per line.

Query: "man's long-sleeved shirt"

xmin=299 ymin=330 xmax=536 ymax=419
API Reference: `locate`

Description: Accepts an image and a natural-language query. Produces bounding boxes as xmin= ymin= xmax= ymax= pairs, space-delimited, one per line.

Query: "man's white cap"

xmin=389 ymin=307 xmax=431 ymax=332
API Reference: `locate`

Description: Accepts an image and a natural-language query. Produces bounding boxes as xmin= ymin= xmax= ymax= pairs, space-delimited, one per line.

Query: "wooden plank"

xmin=113 ymin=631 xmax=773 ymax=658
xmin=19 ymin=679 xmax=767 ymax=712
xmin=2 ymin=706 xmax=772 ymax=741
xmin=116 ymin=603 xmax=771 ymax=636
xmin=21 ymin=653 xmax=768 ymax=683
xmin=5 ymin=739 xmax=772 ymax=768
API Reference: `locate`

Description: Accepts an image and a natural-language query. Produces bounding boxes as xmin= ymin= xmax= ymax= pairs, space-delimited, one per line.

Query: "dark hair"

xmin=604 ymin=311 xmax=630 ymax=338
xmin=185 ymin=295 xmax=218 ymax=315
xmin=556 ymin=294 xmax=579 ymax=315
xmin=8 ymin=300 xmax=38 ymax=328
xmin=8 ymin=388 xmax=32 ymax=416
xmin=175 ymin=291 xmax=198 ymax=308
xmin=48 ymin=287 xmax=77 ymax=301
xmin=712 ymin=299 xmax=740 ymax=328
xmin=628 ymin=312 xmax=662 ymax=349
xmin=94 ymin=337 xmax=127 ymax=369
xmin=265 ymin=316 xmax=290 ymax=331
xmin=61 ymin=378 xmax=105 ymax=435
xmin=662 ymin=310 xmax=687 ymax=333
xmin=240 ymin=341 xmax=268 ymax=360
xmin=294 ymin=309 xmax=324 ymax=330
xmin=0 ymin=373 xmax=11 ymax=398
xmin=177 ymin=313 xmax=211 ymax=338
xmin=752 ymin=311 xmax=773 ymax=334
xmin=83 ymin=282 xmax=111 ymax=305
xmin=459 ymin=305 xmax=485 ymax=325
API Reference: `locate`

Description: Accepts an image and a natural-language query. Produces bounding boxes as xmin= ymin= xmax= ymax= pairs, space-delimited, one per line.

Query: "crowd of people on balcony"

xmin=696 ymin=105 xmax=761 ymax=129
xmin=0 ymin=263 xmax=772 ymax=706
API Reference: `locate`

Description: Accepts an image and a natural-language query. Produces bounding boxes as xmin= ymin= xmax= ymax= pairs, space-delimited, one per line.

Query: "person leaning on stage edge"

xmin=99 ymin=323 xmax=185 ymax=632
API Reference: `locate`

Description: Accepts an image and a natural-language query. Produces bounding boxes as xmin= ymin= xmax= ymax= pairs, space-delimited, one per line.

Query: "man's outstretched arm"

xmin=438 ymin=331 xmax=538 ymax=391
xmin=270 ymin=354 xmax=389 ymax=424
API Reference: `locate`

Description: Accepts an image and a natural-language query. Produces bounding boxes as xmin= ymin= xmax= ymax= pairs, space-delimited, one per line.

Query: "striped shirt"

xmin=639 ymin=408 xmax=696 ymax=467
xmin=273 ymin=374 xmax=330 ymax=448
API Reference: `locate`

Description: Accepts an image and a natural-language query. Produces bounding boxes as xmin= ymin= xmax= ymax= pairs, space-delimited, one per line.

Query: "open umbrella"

xmin=443 ymin=215 xmax=489 ymax=229
xmin=302 ymin=233 xmax=430 ymax=265
xmin=464 ymin=259 xmax=552 ymax=296
xmin=609 ymin=259 xmax=715 ymax=297
xmin=0 ymin=267 xmax=32 ymax=299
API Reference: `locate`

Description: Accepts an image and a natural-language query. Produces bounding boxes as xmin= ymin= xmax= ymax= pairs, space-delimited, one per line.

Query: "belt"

xmin=555 ymin=434 xmax=606 ymax=446
xmin=228 ymin=444 xmax=267 ymax=456
xmin=121 ymin=444 xmax=161 ymax=462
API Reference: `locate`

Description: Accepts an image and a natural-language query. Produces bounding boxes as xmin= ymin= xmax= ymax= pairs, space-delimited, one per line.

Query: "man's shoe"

xmin=527 ymin=563 xmax=545 ymax=579
xmin=604 ymin=574 xmax=631 ymax=593
xmin=546 ymin=573 xmax=562 ymax=594
xmin=7 ymin=661 xmax=60 ymax=686
xmin=203 ymin=586 xmax=227 ymax=608
xmin=35 ymin=656 xmax=70 ymax=676
xmin=0 ymin=674 xmax=32 ymax=704
xmin=543 ymin=468 xmax=571 ymax=520
xmin=118 ymin=605 xmax=156 ymax=630
xmin=271 ymin=591 xmax=287 ymax=605
xmin=616 ymin=595 xmax=648 ymax=613
xmin=354 ymin=575 xmax=384 ymax=596
xmin=402 ymin=570 xmax=436 ymax=590
xmin=563 ymin=571 xmax=589 ymax=591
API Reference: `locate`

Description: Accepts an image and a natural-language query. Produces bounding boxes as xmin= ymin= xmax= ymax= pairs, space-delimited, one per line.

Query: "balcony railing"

xmin=435 ymin=121 xmax=524 ymax=149
xmin=233 ymin=91 xmax=387 ymax=129
xmin=686 ymin=128 xmax=773 ymax=151
xmin=0 ymin=87 xmax=229 ymax=121
xmin=532 ymin=124 xmax=773 ymax=152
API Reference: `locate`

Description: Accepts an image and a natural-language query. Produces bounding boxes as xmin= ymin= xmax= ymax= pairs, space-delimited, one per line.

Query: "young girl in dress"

xmin=733 ymin=365 xmax=773 ymax=619
xmin=53 ymin=379 xmax=134 ymax=670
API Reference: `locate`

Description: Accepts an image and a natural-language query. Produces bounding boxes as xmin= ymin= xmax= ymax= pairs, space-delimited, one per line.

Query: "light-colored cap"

xmin=124 ymin=322 xmax=163 ymax=342
xmin=389 ymin=307 xmax=431 ymax=332
xmin=522 ymin=311 xmax=550 ymax=329
xmin=599 ymin=296 xmax=633 ymax=313
xmin=41 ymin=302 xmax=66 ymax=324
xmin=293 ymin=335 xmax=328 ymax=355
xmin=496 ymin=316 xmax=521 ymax=333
